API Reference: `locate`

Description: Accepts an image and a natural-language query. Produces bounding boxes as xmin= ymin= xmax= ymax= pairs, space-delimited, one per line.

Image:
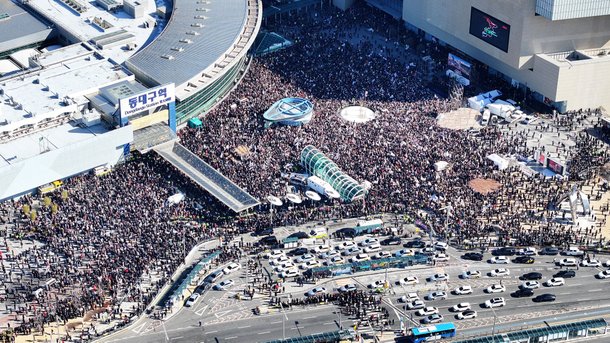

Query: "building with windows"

xmin=365 ymin=0 xmax=610 ymax=112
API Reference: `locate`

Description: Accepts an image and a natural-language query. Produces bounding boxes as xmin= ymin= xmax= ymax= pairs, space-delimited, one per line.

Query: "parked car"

xmin=520 ymin=272 xmax=542 ymax=280
xmin=489 ymin=256 xmax=510 ymax=264
xmin=253 ymin=228 xmax=273 ymax=236
xmin=580 ymin=259 xmax=601 ymax=267
xmin=373 ymin=251 xmax=392 ymax=259
xmin=544 ymin=277 xmax=565 ymax=287
xmin=338 ymin=284 xmax=358 ymax=293
xmin=425 ymin=291 xmax=447 ymax=301
xmin=485 ymin=284 xmax=506 ymax=293
xmin=511 ymin=288 xmax=534 ymax=298
xmin=597 ymin=270 xmax=610 ymax=279
xmin=407 ymin=299 xmax=426 ymax=310
xmin=428 ymin=273 xmax=449 ymax=282
xmin=279 ymin=268 xmax=299 ymax=278
xmin=415 ymin=307 xmax=439 ymax=316
xmin=492 ymin=247 xmax=516 ymax=256
xmin=462 ymin=252 xmax=484 ymax=261
xmin=456 ymin=309 xmax=477 ymax=320
xmin=294 ymin=254 xmax=315 ymax=263
xmin=258 ymin=236 xmax=278 ymax=246
xmin=513 ymin=256 xmax=535 ymax=264
xmin=349 ymin=253 xmax=371 ymax=263
xmin=450 ymin=303 xmax=471 ymax=312
xmin=433 ymin=253 xmax=450 ymax=262
xmin=222 ymin=262 xmax=241 ymax=275
xmin=533 ymin=294 xmax=556 ymax=302
xmin=287 ymin=247 xmax=309 ymax=256
xmin=461 ymin=270 xmax=481 ymax=279
xmin=490 ymin=268 xmax=510 ymax=277
xmin=453 ymin=285 xmax=473 ymax=295
xmin=213 ymin=279 xmax=234 ymax=290
xmin=516 ymin=247 xmax=537 ymax=256
xmin=185 ymin=293 xmax=200 ymax=307
xmin=399 ymin=292 xmax=420 ymax=303
xmin=562 ymin=247 xmax=584 ymax=256
xmin=341 ymin=246 xmax=363 ymax=256
xmin=484 ymin=297 xmax=506 ymax=308
xmin=381 ymin=236 xmax=402 ymax=246
xmin=394 ymin=249 xmax=415 ymax=257
xmin=554 ymin=270 xmax=576 ymax=278
xmin=287 ymin=231 xmax=310 ymax=239
xmin=538 ymin=246 xmax=560 ymax=255
xmin=520 ymin=281 xmax=540 ymax=290
xmin=397 ymin=276 xmax=419 ymax=286
xmin=558 ymin=258 xmax=577 ymax=267
xmin=358 ymin=238 xmax=379 ymax=247
xmin=422 ymin=313 xmax=443 ymax=324
xmin=404 ymin=240 xmax=426 ymax=248
xmin=363 ymin=244 xmax=381 ymax=253
xmin=304 ymin=287 xmax=327 ymax=297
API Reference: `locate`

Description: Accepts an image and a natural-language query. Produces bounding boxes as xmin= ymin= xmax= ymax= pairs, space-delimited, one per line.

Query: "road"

xmin=100 ymin=218 xmax=610 ymax=343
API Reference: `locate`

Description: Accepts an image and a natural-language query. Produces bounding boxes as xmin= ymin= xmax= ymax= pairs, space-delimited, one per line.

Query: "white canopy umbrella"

xmin=267 ymin=195 xmax=283 ymax=206
xmin=305 ymin=191 xmax=321 ymax=201
xmin=286 ymin=193 xmax=302 ymax=204
xmin=326 ymin=189 xmax=340 ymax=199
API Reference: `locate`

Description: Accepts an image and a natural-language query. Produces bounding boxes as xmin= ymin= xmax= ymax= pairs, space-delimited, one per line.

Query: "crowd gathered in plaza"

xmin=0 ymin=3 xmax=609 ymax=341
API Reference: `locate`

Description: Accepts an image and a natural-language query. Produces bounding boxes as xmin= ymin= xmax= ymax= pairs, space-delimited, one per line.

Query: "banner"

xmin=119 ymin=83 xmax=175 ymax=119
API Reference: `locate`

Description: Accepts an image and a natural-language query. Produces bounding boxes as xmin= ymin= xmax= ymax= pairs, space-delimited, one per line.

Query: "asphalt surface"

xmin=100 ymin=218 xmax=610 ymax=343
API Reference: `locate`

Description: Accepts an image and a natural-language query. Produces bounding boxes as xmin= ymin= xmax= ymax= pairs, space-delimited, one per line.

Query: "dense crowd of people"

xmin=0 ymin=3 xmax=608 ymax=341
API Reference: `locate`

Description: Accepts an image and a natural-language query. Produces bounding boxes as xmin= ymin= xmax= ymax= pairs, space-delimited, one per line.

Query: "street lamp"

xmin=489 ymin=305 xmax=498 ymax=342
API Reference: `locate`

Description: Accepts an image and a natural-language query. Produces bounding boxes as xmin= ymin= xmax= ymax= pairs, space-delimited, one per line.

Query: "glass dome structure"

xmin=300 ymin=145 xmax=366 ymax=202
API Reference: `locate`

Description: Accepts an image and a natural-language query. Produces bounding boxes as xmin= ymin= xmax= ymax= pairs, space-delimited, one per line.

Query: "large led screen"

xmin=469 ymin=7 xmax=510 ymax=53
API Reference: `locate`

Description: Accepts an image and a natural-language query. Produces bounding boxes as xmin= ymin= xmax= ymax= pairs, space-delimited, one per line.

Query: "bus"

xmin=408 ymin=323 xmax=456 ymax=343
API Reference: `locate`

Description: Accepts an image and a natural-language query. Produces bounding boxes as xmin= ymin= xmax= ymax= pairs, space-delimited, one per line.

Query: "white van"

xmin=481 ymin=109 xmax=491 ymax=126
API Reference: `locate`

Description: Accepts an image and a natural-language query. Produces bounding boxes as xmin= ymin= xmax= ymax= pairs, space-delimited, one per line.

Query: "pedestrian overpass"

xmin=153 ymin=141 xmax=259 ymax=212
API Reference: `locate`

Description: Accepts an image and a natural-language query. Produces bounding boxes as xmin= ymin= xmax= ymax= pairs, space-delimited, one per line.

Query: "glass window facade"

xmin=300 ymin=145 xmax=366 ymax=202
xmin=536 ymin=0 xmax=610 ymax=20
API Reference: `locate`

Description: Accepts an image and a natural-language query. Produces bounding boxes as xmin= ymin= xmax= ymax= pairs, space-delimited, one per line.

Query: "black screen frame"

xmin=469 ymin=7 xmax=511 ymax=53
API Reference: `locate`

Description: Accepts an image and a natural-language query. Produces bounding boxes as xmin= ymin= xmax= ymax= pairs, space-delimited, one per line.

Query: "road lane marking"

xmin=257 ymin=331 xmax=271 ymax=335
xmin=303 ymin=316 xmax=316 ymax=319
xmin=323 ymin=322 xmax=334 ymax=325
xmin=225 ymin=336 xmax=237 ymax=340
xmin=237 ymin=325 xmax=251 ymax=329
xmin=206 ymin=330 xmax=218 ymax=334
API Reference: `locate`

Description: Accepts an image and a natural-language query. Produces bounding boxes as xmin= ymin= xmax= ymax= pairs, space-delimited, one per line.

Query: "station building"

xmin=364 ymin=0 xmax=610 ymax=112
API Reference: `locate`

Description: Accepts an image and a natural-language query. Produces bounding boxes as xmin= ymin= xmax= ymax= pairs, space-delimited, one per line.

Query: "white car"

xmin=213 ymin=279 xmax=234 ymax=290
xmin=489 ymin=256 xmax=509 ymax=264
xmin=279 ymin=268 xmax=299 ymax=278
xmin=423 ymin=313 xmax=443 ymax=324
xmin=563 ymin=247 xmax=584 ymax=256
xmin=453 ymin=285 xmax=473 ymax=295
xmin=270 ymin=255 xmax=290 ymax=266
xmin=373 ymin=251 xmax=392 ymax=259
xmin=520 ymin=281 xmax=540 ymax=290
xmin=520 ymin=115 xmax=538 ymax=125
xmin=397 ymin=276 xmax=419 ymax=286
xmin=305 ymin=287 xmax=326 ymax=297
xmin=349 ymin=253 xmax=371 ymax=263
xmin=490 ymin=268 xmax=510 ymax=277
xmin=300 ymin=260 xmax=320 ymax=270
xmin=456 ymin=310 xmax=478 ymax=320
xmin=312 ymin=245 xmax=331 ymax=253
xmin=338 ymin=284 xmax=358 ymax=293
xmin=319 ymin=250 xmax=340 ymax=259
xmin=450 ymin=302 xmax=471 ymax=312
xmin=434 ymin=242 xmax=448 ymax=251
xmin=420 ymin=247 xmax=436 ymax=255
xmin=265 ymin=250 xmax=285 ymax=259
xmin=185 ymin=293 xmax=200 ymax=307
xmin=484 ymin=297 xmax=506 ymax=308
xmin=342 ymin=246 xmax=363 ymax=256
xmin=335 ymin=241 xmax=356 ymax=251
xmin=580 ymin=259 xmax=601 ymax=267
xmin=274 ymin=262 xmax=295 ymax=273
xmin=558 ymin=258 xmax=577 ymax=267
xmin=461 ymin=270 xmax=481 ymax=279
xmin=485 ymin=284 xmax=506 ymax=294
xmin=597 ymin=270 xmax=610 ymax=279
xmin=399 ymin=292 xmax=419 ymax=303
xmin=295 ymin=254 xmax=315 ymax=263
xmin=604 ymin=260 xmax=610 ymax=268
xmin=368 ymin=280 xmax=386 ymax=289
xmin=359 ymin=238 xmax=380 ymax=247
xmin=428 ymin=273 xmax=449 ymax=282
xmin=544 ymin=277 xmax=565 ymax=287
xmin=407 ymin=299 xmax=425 ymax=310
xmin=517 ymin=247 xmax=537 ymax=256
xmin=364 ymin=244 xmax=381 ymax=253
xmin=433 ymin=253 xmax=449 ymax=262
xmin=324 ymin=256 xmax=344 ymax=266
xmin=394 ymin=249 xmax=415 ymax=257
xmin=222 ymin=263 xmax=241 ymax=275
xmin=415 ymin=306 xmax=439 ymax=316
xmin=425 ymin=291 xmax=447 ymax=301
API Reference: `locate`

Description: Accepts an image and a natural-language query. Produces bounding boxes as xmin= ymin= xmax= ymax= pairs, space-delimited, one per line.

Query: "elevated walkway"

xmin=153 ymin=141 xmax=259 ymax=212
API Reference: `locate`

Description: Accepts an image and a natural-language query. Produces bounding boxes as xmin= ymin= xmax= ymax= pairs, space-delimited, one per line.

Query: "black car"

xmin=381 ymin=236 xmax=402 ymax=246
xmin=539 ymin=246 xmax=560 ymax=255
xmin=533 ymin=294 xmax=556 ymax=302
xmin=462 ymin=252 xmax=484 ymax=261
xmin=258 ymin=235 xmax=278 ymax=246
xmin=404 ymin=240 xmax=426 ymax=248
xmin=514 ymin=256 xmax=535 ymax=264
xmin=511 ymin=288 xmax=535 ymax=298
xmin=553 ymin=270 xmax=576 ymax=278
xmin=520 ymin=272 xmax=543 ymax=280
xmin=335 ymin=227 xmax=358 ymax=238
xmin=287 ymin=231 xmax=310 ymax=239
xmin=252 ymin=228 xmax=273 ymax=236
xmin=287 ymin=247 xmax=309 ymax=256
xmin=492 ymin=247 xmax=516 ymax=256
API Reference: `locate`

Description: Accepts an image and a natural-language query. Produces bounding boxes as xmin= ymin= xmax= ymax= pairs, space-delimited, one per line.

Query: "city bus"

xmin=408 ymin=323 xmax=456 ymax=343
